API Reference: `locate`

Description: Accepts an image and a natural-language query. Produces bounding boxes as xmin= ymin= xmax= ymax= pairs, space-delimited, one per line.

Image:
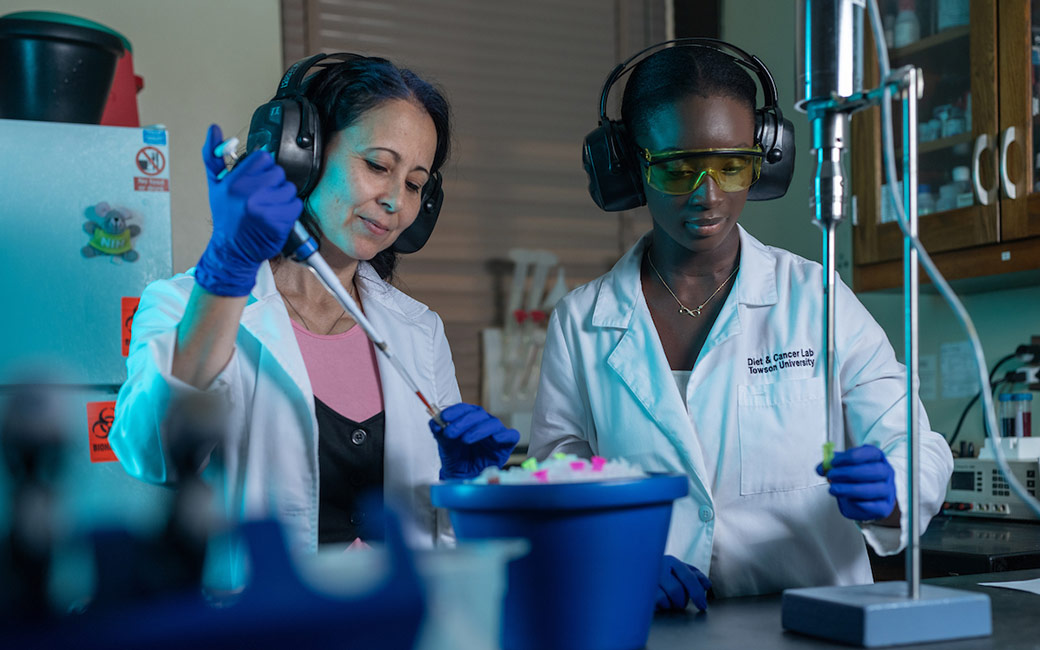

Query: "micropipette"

xmin=285 ymin=225 xmax=447 ymax=427
xmin=213 ymin=138 xmax=447 ymax=427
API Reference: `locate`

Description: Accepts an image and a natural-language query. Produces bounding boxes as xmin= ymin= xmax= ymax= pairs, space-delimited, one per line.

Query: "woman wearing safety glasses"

xmin=529 ymin=44 xmax=952 ymax=611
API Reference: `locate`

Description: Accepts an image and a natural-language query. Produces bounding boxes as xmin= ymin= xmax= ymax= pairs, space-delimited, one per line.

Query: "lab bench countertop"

xmin=646 ymin=568 xmax=1040 ymax=649
xmin=869 ymin=515 xmax=1040 ymax=579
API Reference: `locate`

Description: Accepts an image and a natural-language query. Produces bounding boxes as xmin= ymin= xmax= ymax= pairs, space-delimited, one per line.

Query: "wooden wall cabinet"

xmin=852 ymin=0 xmax=1040 ymax=292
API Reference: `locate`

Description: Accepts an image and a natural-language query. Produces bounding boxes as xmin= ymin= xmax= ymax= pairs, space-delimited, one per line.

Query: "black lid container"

xmin=0 ymin=12 xmax=124 ymax=124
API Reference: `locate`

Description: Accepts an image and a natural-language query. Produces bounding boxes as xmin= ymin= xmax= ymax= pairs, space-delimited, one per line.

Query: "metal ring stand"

xmin=781 ymin=56 xmax=993 ymax=649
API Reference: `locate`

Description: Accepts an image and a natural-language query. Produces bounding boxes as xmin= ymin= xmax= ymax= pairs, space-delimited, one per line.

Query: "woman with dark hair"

xmin=530 ymin=45 xmax=952 ymax=609
xmin=111 ymin=56 xmax=518 ymax=573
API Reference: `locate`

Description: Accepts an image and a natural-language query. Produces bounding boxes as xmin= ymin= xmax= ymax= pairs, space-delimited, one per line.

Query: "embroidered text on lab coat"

xmin=747 ymin=347 xmax=816 ymax=374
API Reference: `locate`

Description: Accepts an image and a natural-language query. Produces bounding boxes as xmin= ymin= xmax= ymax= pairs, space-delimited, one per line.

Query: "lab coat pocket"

xmin=738 ymin=379 xmax=829 ymax=495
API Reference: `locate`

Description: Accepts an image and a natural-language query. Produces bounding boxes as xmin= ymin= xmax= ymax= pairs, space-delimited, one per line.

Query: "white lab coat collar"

xmin=238 ymin=257 xmax=436 ymax=417
xmin=238 ymin=260 xmax=430 ymax=384
xmin=244 ymin=258 xmax=429 ymax=318
xmin=587 ymin=225 xmax=782 ymax=502
xmin=592 ymin=224 xmax=777 ymax=329
xmin=238 ymin=262 xmax=311 ymax=405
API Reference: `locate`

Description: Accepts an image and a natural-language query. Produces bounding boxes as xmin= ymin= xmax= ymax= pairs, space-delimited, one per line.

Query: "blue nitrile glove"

xmin=816 ymin=444 xmax=897 ymax=521
xmin=656 ymin=555 xmax=711 ymax=612
xmin=195 ymin=124 xmax=303 ymax=297
xmin=429 ymin=403 xmax=520 ymax=480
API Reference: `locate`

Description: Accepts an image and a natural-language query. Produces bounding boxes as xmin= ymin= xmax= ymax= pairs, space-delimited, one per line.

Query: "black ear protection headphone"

xmin=582 ymin=38 xmax=796 ymax=212
xmin=247 ymin=52 xmax=444 ymax=254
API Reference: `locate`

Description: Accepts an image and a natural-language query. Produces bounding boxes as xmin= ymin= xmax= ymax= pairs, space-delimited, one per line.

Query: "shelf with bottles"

xmin=880 ymin=0 xmax=971 ymax=52
xmin=888 ymin=24 xmax=969 ymax=59
xmin=878 ymin=163 xmax=975 ymax=224
xmin=917 ymin=132 xmax=972 ymax=155
xmin=881 ymin=9 xmax=972 ymax=158
xmin=852 ymin=0 xmax=1040 ymax=287
xmin=889 ymin=100 xmax=972 ymax=157
xmin=893 ymin=131 xmax=972 ymax=160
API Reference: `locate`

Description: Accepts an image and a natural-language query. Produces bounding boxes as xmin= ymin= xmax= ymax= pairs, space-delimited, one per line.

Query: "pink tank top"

xmin=291 ymin=320 xmax=384 ymax=422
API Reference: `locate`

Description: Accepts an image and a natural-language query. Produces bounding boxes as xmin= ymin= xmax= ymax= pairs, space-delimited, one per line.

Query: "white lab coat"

xmin=111 ymin=260 xmax=460 ymax=565
xmin=530 ymin=226 xmax=953 ymax=598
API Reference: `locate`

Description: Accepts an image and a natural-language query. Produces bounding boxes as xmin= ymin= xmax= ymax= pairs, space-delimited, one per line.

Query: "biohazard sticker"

xmin=122 ymin=297 xmax=140 ymax=356
xmin=87 ymin=401 xmax=118 ymax=463
xmin=136 ymin=146 xmax=166 ymax=175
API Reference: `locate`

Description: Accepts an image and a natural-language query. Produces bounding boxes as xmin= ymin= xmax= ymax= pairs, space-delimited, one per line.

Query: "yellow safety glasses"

xmin=641 ymin=147 xmax=763 ymax=195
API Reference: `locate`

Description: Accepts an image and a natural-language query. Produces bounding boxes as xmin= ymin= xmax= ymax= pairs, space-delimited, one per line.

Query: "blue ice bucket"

xmin=432 ymin=473 xmax=688 ymax=650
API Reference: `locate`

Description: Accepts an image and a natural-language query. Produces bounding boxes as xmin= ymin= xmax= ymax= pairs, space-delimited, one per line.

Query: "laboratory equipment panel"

xmin=945 ymin=458 xmax=1040 ymax=520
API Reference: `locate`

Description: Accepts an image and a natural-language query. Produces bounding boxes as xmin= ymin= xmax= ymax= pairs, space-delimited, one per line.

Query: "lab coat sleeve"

xmin=110 ymin=276 xmax=239 ymax=486
xmin=431 ymin=310 xmax=463 ymax=412
xmin=529 ymin=306 xmax=595 ymax=461
xmin=835 ymin=281 xmax=953 ymax=556
xmin=430 ymin=310 xmax=462 ymax=546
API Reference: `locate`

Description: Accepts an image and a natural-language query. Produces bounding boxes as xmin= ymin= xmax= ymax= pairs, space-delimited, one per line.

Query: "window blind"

xmin=281 ymin=0 xmax=665 ymax=402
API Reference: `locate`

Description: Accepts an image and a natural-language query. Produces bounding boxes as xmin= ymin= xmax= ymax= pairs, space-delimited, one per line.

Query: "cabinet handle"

xmin=999 ymin=126 xmax=1018 ymax=200
xmin=972 ymin=134 xmax=997 ymax=206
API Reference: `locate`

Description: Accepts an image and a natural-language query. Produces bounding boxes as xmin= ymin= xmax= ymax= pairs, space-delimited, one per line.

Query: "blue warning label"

xmin=143 ymin=129 xmax=167 ymax=145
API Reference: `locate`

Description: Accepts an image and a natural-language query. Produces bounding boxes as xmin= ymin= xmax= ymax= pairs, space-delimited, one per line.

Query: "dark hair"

xmin=300 ymin=56 xmax=452 ymax=281
xmin=620 ymin=46 xmax=757 ymax=144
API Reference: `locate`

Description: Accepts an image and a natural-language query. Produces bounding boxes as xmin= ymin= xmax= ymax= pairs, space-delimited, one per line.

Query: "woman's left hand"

xmin=656 ymin=555 xmax=711 ymax=612
xmin=816 ymin=444 xmax=897 ymax=521
xmin=429 ymin=403 xmax=520 ymax=479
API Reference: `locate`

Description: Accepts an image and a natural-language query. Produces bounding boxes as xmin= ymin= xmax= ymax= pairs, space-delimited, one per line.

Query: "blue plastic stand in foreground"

xmin=5 ymin=517 xmax=425 ymax=649
xmin=782 ymin=581 xmax=991 ymax=647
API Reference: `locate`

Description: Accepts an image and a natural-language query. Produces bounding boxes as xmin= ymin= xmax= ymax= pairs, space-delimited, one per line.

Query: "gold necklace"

xmin=282 ymin=291 xmax=347 ymax=335
xmin=646 ymin=251 xmax=739 ymax=318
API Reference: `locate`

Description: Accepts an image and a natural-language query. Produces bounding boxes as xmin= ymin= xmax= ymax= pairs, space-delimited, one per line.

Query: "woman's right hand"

xmin=195 ymin=124 xmax=303 ymax=297
xmin=429 ymin=403 xmax=520 ymax=479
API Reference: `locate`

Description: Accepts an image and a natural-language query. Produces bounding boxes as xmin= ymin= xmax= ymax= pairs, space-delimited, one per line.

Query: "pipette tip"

xmin=213 ymin=136 xmax=240 ymax=159
xmin=214 ymin=137 xmax=240 ymax=181
xmin=418 ymin=392 xmax=446 ymax=428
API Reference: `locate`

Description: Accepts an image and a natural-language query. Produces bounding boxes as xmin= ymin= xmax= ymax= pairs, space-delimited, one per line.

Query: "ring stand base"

xmin=781 ymin=581 xmax=991 ymax=647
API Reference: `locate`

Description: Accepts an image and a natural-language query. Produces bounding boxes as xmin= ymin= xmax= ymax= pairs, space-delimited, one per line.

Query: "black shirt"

xmin=314 ymin=397 xmax=385 ymax=545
